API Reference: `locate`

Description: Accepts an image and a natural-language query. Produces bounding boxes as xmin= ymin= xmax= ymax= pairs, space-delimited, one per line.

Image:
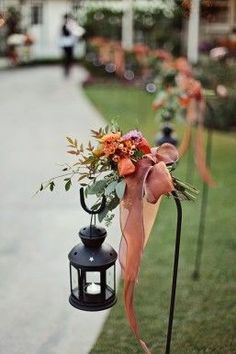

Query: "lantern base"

xmin=69 ymin=294 xmax=117 ymax=312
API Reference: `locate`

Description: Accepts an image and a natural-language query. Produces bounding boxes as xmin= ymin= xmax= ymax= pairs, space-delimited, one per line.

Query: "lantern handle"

xmin=80 ymin=187 xmax=106 ymax=215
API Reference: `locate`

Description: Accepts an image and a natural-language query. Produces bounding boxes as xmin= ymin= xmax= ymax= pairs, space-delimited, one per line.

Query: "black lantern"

xmin=68 ymin=190 xmax=117 ymax=311
xmin=156 ymin=125 xmax=178 ymax=146
xmin=155 ymin=111 xmax=178 ymax=147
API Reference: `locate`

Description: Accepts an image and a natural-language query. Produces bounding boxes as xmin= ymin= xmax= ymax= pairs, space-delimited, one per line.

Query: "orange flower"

xmin=187 ymin=79 xmax=202 ymax=100
xmin=137 ymin=138 xmax=151 ymax=154
xmin=118 ymin=157 xmax=136 ymax=176
xmin=100 ymin=132 xmax=121 ymax=143
xmin=103 ymin=146 xmax=117 ymax=156
xmin=153 ymin=49 xmax=173 ymax=62
xmin=100 ymin=132 xmax=121 ymax=156
xmin=179 ymin=94 xmax=190 ymax=107
xmin=177 ymin=74 xmax=203 ymax=101
xmin=175 ymin=57 xmax=192 ymax=76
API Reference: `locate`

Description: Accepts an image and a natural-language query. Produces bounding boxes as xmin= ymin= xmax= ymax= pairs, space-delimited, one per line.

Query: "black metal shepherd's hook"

xmin=165 ymin=191 xmax=183 ymax=354
xmin=80 ymin=188 xmax=183 ymax=354
xmin=79 ymin=187 xmax=106 ymax=227
xmin=192 ymin=101 xmax=214 ymax=280
xmin=80 ymin=187 xmax=106 ymax=215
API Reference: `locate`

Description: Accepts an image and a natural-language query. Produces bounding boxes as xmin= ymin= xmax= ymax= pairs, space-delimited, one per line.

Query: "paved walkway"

xmin=0 ymin=66 xmax=120 ymax=354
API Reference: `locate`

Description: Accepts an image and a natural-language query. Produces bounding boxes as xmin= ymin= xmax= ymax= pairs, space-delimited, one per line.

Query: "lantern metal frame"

xmin=68 ymin=188 xmax=117 ymax=312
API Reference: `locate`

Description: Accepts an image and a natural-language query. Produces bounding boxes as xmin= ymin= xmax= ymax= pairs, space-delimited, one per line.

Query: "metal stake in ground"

xmin=185 ymin=137 xmax=194 ymax=183
xmin=192 ymin=102 xmax=214 ymax=280
xmin=165 ymin=191 xmax=183 ymax=354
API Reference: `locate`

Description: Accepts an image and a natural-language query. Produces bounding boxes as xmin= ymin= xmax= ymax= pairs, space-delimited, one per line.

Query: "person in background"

xmin=60 ymin=13 xmax=85 ymax=77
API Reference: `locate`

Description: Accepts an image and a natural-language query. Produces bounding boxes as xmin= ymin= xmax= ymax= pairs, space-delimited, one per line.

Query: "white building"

xmin=1 ymin=0 xmax=236 ymax=60
xmin=1 ymin=0 xmax=83 ymax=59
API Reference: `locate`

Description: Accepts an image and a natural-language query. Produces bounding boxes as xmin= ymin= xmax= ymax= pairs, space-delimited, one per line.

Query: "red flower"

xmin=137 ymin=138 xmax=151 ymax=154
xmin=179 ymin=94 xmax=190 ymax=107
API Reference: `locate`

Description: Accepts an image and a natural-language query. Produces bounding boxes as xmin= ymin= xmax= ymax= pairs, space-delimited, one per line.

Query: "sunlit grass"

xmin=84 ymin=84 xmax=236 ymax=354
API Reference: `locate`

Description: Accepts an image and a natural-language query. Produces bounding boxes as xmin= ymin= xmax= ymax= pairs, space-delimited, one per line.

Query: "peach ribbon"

xmin=114 ymin=46 xmax=125 ymax=77
xmin=119 ymin=143 xmax=179 ymax=353
xmin=178 ymin=94 xmax=216 ymax=186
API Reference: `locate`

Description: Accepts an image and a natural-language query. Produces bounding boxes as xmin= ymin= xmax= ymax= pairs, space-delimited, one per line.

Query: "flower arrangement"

xmin=39 ymin=124 xmax=198 ymax=353
xmin=152 ymin=55 xmax=218 ymax=186
xmin=39 ymin=124 xmax=197 ymax=225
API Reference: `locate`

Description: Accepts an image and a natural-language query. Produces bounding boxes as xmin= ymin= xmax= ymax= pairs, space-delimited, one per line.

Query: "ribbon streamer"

xmin=119 ymin=143 xmax=179 ymax=353
xmin=178 ymin=92 xmax=216 ymax=187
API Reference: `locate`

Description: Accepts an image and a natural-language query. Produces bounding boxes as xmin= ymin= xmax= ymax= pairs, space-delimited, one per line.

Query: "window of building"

xmin=31 ymin=4 xmax=43 ymax=25
xmin=205 ymin=0 xmax=230 ymax=24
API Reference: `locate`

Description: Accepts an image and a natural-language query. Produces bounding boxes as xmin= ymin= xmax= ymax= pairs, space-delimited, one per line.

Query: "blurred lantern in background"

xmin=155 ymin=111 xmax=178 ymax=147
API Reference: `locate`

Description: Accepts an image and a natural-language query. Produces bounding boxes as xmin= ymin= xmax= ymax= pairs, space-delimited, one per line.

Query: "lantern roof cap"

xmin=79 ymin=225 xmax=107 ymax=247
xmin=68 ymin=242 xmax=117 ymax=269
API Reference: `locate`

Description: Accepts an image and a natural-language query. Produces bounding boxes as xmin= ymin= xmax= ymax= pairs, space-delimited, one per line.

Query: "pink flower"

xmin=122 ymin=130 xmax=143 ymax=143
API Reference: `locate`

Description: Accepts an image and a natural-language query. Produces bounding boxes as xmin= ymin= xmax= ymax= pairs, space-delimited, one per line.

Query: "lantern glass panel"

xmin=71 ymin=265 xmax=79 ymax=298
xmin=85 ymin=271 xmax=101 ymax=295
xmin=106 ymin=265 xmax=115 ymax=299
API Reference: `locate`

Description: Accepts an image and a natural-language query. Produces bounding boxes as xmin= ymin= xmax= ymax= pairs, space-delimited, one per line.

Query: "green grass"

xmin=84 ymin=84 xmax=236 ymax=354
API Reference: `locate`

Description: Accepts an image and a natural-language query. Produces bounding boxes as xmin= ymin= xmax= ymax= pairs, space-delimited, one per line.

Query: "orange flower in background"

xmin=162 ymin=59 xmax=175 ymax=71
xmin=177 ymin=74 xmax=203 ymax=101
xmin=90 ymin=36 xmax=107 ymax=47
xmin=186 ymin=79 xmax=203 ymax=100
xmin=153 ymin=49 xmax=173 ymax=62
xmin=133 ymin=44 xmax=150 ymax=56
xmin=179 ymin=94 xmax=190 ymax=107
xmin=175 ymin=57 xmax=192 ymax=76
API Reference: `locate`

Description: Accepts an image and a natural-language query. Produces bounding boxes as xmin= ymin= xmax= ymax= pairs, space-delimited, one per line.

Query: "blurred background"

xmin=0 ymin=1 xmax=236 ymax=354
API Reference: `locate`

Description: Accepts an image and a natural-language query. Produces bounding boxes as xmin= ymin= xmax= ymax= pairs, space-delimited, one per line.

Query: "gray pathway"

xmin=0 ymin=66 xmax=120 ymax=354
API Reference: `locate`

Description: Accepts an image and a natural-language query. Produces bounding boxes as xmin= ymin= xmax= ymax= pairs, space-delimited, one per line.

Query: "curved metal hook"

xmin=80 ymin=187 xmax=106 ymax=215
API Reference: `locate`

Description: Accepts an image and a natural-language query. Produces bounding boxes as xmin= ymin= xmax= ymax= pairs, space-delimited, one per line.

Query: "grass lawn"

xmin=84 ymin=84 xmax=236 ymax=354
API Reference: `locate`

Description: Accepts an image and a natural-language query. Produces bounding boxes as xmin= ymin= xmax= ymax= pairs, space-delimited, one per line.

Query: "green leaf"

xmin=50 ymin=181 xmax=55 ymax=191
xmin=39 ymin=184 xmax=43 ymax=191
xmin=98 ymin=206 xmax=109 ymax=223
xmin=65 ymin=179 xmax=72 ymax=191
xmin=105 ymin=181 xmax=118 ymax=196
xmin=107 ymin=195 xmax=120 ymax=211
xmin=115 ymin=179 xmax=126 ymax=200
xmin=66 ymin=137 xmax=74 ymax=144
xmin=87 ymin=180 xmax=107 ymax=195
